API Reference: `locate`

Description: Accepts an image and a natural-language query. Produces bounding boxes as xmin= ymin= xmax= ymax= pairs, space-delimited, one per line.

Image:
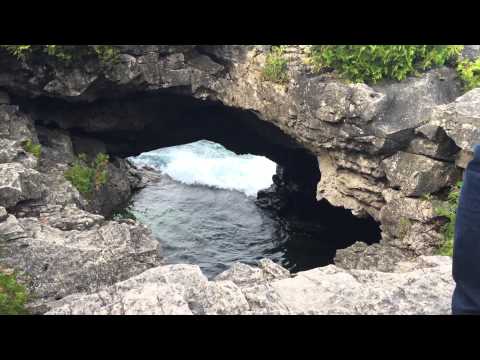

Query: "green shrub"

xmin=1 ymin=45 xmax=32 ymax=60
xmin=0 ymin=45 xmax=119 ymax=66
xmin=0 ymin=272 xmax=28 ymax=315
xmin=435 ymin=181 xmax=463 ymax=257
xmin=21 ymin=139 xmax=42 ymax=159
xmin=457 ymin=58 xmax=480 ymax=91
xmin=92 ymin=45 xmax=120 ymax=65
xmin=65 ymin=153 xmax=110 ymax=197
xmin=112 ymin=205 xmax=137 ymax=221
xmin=262 ymin=46 xmax=289 ymax=84
xmin=309 ymin=45 xmax=464 ymax=84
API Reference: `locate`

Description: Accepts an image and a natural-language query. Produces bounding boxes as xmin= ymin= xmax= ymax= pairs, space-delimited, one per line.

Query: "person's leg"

xmin=452 ymin=145 xmax=480 ymax=315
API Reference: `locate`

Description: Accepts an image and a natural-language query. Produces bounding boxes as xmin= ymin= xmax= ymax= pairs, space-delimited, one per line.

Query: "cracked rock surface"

xmin=45 ymin=257 xmax=454 ymax=315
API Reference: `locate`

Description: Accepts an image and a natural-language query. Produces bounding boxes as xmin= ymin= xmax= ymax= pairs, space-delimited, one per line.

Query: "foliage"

xmin=65 ymin=153 xmax=110 ymax=197
xmin=0 ymin=45 xmax=32 ymax=60
xmin=0 ymin=45 xmax=119 ymax=66
xmin=0 ymin=272 xmax=28 ymax=315
xmin=309 ymin=45 xmax=464 ymax=84
xmin=435 ymin=181 xmax=463 ymax=257
xmin=262 ymin=46 xmax=289 ymax=84
xmin=421 ymin=193 xmax=433 ymax=202
xmin=112 ymin=205 xmax=137 ymax=221
xmin=457 ymin=58 xmax=480 ymax=91
xmin=21 ymin=139 xmax=42 ymax=159
xmin=92 ymin=45 xmax=120 ymax=64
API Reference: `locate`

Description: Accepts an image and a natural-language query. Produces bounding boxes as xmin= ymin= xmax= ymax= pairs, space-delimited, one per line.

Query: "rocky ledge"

xmin=1 ymin=45 xmax=478 ymax=265
xmin=46 ymin=257 xmax=453 ymax=315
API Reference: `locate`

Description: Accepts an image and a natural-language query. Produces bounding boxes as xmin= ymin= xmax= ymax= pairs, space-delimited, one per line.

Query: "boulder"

xmin=381 ymin=152 xmax=460 ymax=197
xmin=0 ymin=214 xmax=26 ymax=242
xmin=334 ymin=241 xmax=413 ymax=272
xmin=0 ymin=163 xmax=44 ymax=208
xmin=430 ymin=88 xmax=480 ymax=153
xmin=461 ymin=45 xmax=480 ymax=61
xmin=0 ymin=217 xmax=161 ymax=310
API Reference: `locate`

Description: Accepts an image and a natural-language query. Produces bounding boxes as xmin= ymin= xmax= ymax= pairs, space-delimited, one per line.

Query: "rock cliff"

xmin=1 ymin=45 xmax=479 ymax=314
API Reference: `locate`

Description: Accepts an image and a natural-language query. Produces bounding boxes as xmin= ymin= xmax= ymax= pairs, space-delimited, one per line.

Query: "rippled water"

xmin=129 ymin=140 xmax=377 ymax=279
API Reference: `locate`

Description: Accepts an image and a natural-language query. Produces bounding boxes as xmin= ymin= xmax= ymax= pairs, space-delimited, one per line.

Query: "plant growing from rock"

xmin=112 ymin=205 xmax=137 ymax=221
xmin=457 ymin=58 xmax=480 ymax=91
xmin=21 ymin=139 xmax=42 ymax=159
xmin=262 ymin=46 xmax=289 ymax=84
xmin=65 ymin=153 xmax=110 ymax=198
xmin=435 ymin=181 xmax=463 ymax=257
xmin=0 ymin=272 xmax=28 ymax=315
xmin=309 ymin=45 xmax=464 ymax=84
xmin=0 ymin=45 xmax=120 ymax=66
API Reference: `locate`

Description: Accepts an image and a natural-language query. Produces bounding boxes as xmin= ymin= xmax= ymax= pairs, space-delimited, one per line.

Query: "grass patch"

xmin=262 ymin=46 xmax=289 ymax=84
xmin=65 ymin=153 xmax=110 ymax=198
xmin=0 ymin=272 xmax=28 ymax=315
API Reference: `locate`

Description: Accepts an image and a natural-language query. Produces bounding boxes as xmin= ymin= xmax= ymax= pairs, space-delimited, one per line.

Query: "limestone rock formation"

xmin=0 ymin=212 xmax=161 ymax=312
xmin=0 ymin=163 xmax=44 ymax=208
xmin=45 ymin=257 xmax=453 ymax=315
xmin=1 ymin=45 xmax=479 ymax=314
xmin=381 ymin=152 xmax=460 ymax=197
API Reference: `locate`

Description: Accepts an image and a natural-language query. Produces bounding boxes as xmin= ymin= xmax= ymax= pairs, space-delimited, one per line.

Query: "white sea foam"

xmin=130 ymin=140 xmax=277 ymax=197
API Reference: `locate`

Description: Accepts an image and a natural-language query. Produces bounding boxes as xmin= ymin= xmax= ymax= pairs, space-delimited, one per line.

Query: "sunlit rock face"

xmin=45 ymin=257 xmax=454 ymax=315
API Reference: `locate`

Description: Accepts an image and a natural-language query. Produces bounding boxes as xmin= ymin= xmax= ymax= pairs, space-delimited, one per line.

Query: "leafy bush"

xmin=0 ymin=272 xmax=28 ymax=315
xmin=1 ymin=45 xmax=32 ymax=60
xmin=21 ymin=139 xmax=42 ymax=159
xmin=457 ymin=58 xmax=480 ymax=91
xmin=309 ymin=45 xmax=464 ymax=84
xmin=92 ymin=45 xmax=120 ymax=64
xmin=65 ymin=153 xmax=110 ymax=197
xmin=0 ymin=45 xmax=119 ymax=66
xmin=435 ymin=181 xmax=463 ymax=257
xmin=262 ymin=46 xmax=289 ymax=84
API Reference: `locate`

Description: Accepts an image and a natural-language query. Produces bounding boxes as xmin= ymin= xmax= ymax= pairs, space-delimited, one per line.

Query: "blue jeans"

xmin=452 ymin=145 xmax=480 ymax=315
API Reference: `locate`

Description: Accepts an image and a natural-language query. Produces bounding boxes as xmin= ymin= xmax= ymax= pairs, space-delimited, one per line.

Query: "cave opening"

xmin=19 ymin=92 xmax=382 ymax=277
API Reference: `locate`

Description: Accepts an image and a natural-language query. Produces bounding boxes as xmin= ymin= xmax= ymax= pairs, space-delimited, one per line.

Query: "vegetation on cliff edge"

xmin=457 ymin=58 xmax=480 ymax=91
xmin=0 ymin=272 xmax=28 ymax=315
xmin=0 ymin=45 xmax=120 ymax=66
xmin=65 ymin=153 xmax=110 ymax=198
xmin=435 ymin=181 xmax=463 ymax=257
xmin=262 ymin=46 xmax=289 ymax=84
xmin=21 ymin=139 xmax=42 ymax=159
xmin=308 ymin=45 xmax=464 ymax=84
